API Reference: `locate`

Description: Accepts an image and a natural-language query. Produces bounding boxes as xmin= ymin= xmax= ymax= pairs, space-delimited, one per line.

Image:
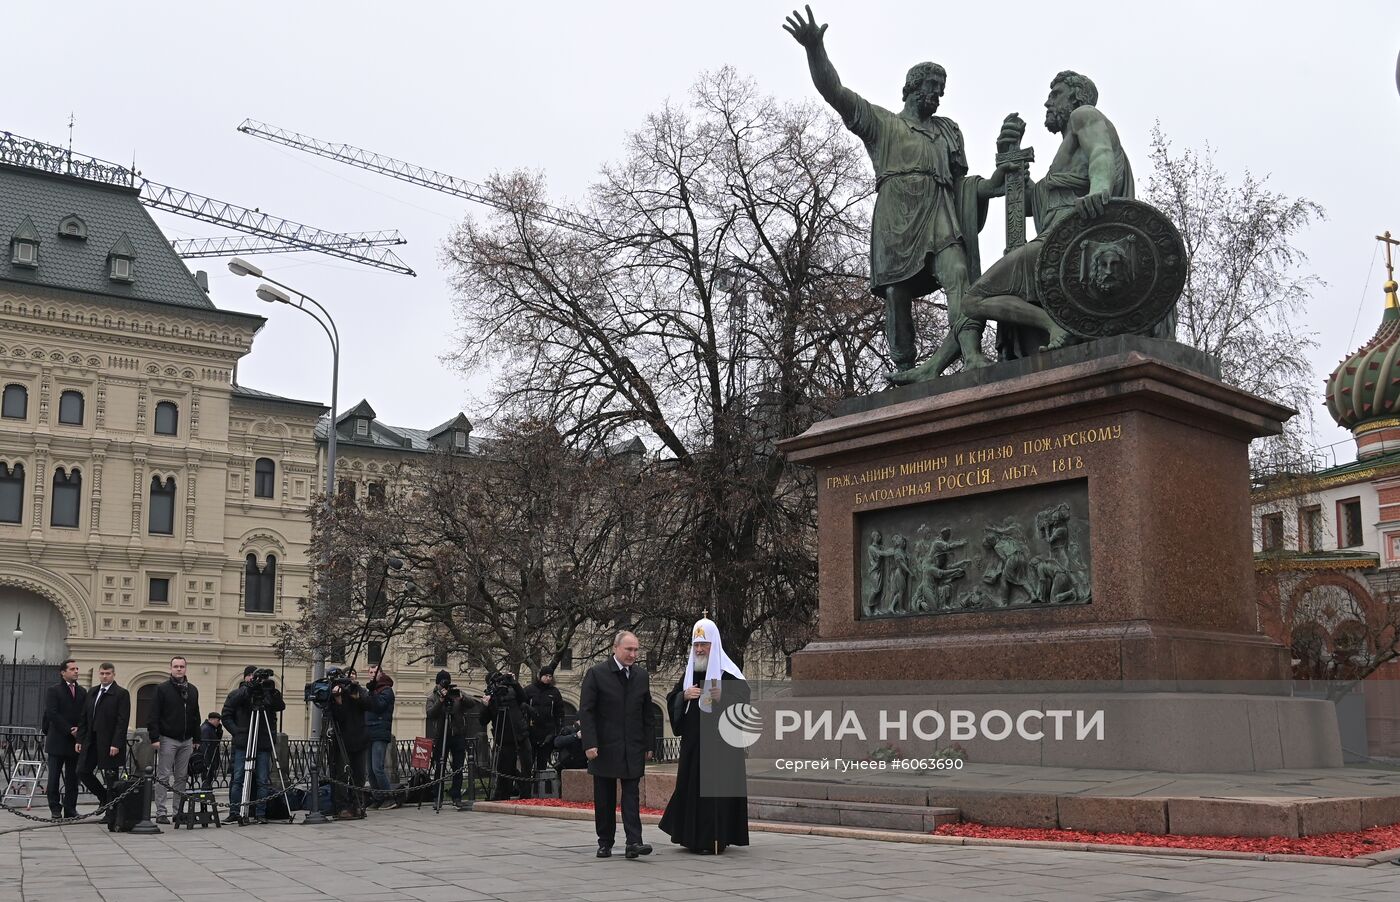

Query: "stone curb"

xmin=470 ymin=802 xmax=1400 ymax=867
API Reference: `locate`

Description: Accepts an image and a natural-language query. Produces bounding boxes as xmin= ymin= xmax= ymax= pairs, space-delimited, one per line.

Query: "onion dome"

xmin=1327 ymin=247 xmax=1400 ymax=459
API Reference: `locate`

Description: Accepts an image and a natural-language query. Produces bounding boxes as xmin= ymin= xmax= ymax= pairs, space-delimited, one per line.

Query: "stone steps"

xmin=749 ymin=795 xmax=959 ymax=832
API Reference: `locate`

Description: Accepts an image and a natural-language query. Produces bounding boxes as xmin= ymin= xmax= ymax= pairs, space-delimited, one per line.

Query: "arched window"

xmin=0 ymin=462 xmax=23 ymax=523
xmin=57 ymin=390 xmax=84 ymax=426
xmin=148 ymin=475 xmax=176 ymax=535
xmin=244 ymin=553 xmax=277 ymax=613
xmin=1 ymin=384 xmax=27 ymax=419
xmin=154 ymin=401 xmax=178 ymax=436
xmin=254 ymin=458 xmax=276 ymax=499
xmin=262 ymin=554 xmax=277 ymax=611
xmin=50 ymin=467 xmax=81 ymax=528
xmin=244 ymin=554 xmax=262 ymax=612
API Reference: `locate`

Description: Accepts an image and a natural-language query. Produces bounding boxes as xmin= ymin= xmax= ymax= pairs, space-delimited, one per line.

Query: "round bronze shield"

xmin=1036 ymin=198 xmax=1186 ymax=339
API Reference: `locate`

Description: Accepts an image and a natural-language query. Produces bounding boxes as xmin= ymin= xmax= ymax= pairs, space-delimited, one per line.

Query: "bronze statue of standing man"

xmin=956 ymin=72 xmax=1139 ymax=361
xmin=784 ymin=6 xmax=1017 ymax=380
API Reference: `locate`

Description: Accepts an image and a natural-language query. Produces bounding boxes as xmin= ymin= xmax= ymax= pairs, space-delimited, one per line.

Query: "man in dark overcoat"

xmin=578 ymin=630 xmax=656 ymax=859
xmin=42 ymin=658 xmax=86 ymax=818
xmin=76 ymin=661 xmax=130 ymax=806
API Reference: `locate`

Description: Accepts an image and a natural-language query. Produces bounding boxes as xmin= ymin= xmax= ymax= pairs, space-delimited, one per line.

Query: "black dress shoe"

xmin=155 ymin=815 xmax=170 ymax=825
xmin=624 ymin=843 xmax=652 ymax=859
xmin=596 ymin=846 xmax=612 ymax=858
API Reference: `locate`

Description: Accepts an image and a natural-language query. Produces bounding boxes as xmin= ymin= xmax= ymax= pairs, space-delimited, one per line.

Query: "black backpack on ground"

xmin=402 ymin=771 xmax=433 ymax=805
xmin=262 ymin=795 xmax=291 ymax=821
xmin=104 ymin=779 xmax=143 ymax=833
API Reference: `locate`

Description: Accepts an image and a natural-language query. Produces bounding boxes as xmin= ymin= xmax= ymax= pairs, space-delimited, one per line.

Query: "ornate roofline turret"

xmin=1327 ymin=231 xmax=1400 ymax=458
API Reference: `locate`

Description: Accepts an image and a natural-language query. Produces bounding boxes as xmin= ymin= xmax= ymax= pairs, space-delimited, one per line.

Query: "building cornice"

xmin=0 ymin=279 xmax=265 ymax=330
xmin=1 ymin=305 xmax=251 ymax=365
xmin=1252 ymin=461 xmax=1400 ymax=503
xmin=1254 ymin=555 xmax=1380 ymax=573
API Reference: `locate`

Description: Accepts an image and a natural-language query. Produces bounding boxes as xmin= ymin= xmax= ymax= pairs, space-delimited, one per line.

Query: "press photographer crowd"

xmin=10 ymin=654 xmax=577 ymax=827
xmin=9 ymin=619 xmax=750 ymax=859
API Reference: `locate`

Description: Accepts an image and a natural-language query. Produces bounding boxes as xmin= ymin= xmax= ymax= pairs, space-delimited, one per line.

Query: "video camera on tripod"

xmin=303 ymin=666 xmax=359 ymax=709
xmin=484 ymin=670 xmax=523 ymax=705
xmin=483 ymin=671 xmax=536 ymax=801
xmin=246 ymin=668 xmax=277 ymax=708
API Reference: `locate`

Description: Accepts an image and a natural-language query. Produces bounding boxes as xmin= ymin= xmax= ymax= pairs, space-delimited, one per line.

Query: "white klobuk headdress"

xmin=686 ymin=616 xmax=745 ymax=712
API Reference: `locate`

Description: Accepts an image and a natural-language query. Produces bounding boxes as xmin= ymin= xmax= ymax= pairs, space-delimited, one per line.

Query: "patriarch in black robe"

xmin=659 ymin=617 xmax=750 ymax=854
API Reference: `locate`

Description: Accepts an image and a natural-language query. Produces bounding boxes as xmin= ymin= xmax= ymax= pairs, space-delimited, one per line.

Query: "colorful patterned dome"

xmin=1327 ymin=276 xmax=1400 ymax=458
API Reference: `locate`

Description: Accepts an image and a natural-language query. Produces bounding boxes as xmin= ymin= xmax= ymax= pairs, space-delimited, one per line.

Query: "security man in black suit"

xmin=43 ymin=658 xmax=86 ymax=819
xmin=76 ymin=661 xmax=131 ymax=806
xmin=579 ymin=631 xmax=656 ymax=859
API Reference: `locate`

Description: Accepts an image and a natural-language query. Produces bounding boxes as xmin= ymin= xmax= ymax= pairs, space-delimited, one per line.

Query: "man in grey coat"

xmin=579 ymin=631 xmax=656 ymax=859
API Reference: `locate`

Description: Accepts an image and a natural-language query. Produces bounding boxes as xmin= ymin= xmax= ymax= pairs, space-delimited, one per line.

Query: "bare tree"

xmin=1256 ymin=567 xmax=1400 ymax=700
xmin=442 ymin=68 xmax=889 ymax=663
xmin=305 ymin=421 xmax=657 ymax=681
xmin=1144 ymin=125 xmax=1325 ymax=475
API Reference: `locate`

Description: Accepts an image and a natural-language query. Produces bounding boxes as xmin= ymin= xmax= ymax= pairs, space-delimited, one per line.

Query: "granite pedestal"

xmin=778 ymin=338 xmax=1342 ymax=772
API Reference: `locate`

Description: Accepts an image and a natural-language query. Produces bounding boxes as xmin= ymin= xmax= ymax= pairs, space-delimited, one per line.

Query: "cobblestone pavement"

xmin=3 ymin=807 xmax=1400 ymax=902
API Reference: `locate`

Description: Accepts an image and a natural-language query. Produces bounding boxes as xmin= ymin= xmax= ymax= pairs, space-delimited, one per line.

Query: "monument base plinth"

xmin=793 ymin=621 xmax=1291 ymax=688
xmin=747 ymin=692 xmax=1342 ymax=773
xmin=780 ymin=337 xmax=1295 ymax=686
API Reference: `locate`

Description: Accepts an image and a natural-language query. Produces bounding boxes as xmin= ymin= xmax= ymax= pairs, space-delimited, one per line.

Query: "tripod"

xmin=321 ymin=712 xmax=361 ymax=818
xmin=488 ymin=700 xmax=534 ymax=801
xmin=432 ymin=699 xmax=452 ymax=813
xmin=237 ymin=705 xmax=292 ymax=825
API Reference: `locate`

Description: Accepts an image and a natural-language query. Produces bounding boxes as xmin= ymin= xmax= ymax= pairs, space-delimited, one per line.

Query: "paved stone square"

xmin=4 ymin=807 xmax=1400 ymax=902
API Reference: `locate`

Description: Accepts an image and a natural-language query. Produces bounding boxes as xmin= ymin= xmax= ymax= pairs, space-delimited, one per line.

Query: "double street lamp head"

xmin=227 ymin=257 xmax=286 ymax=303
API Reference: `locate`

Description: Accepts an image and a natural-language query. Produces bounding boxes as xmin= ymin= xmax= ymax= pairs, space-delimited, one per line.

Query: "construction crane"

xmin=237 ymin=118 xmax=606 ymax=239
xmin=170 ymin=231 xmax=405 ymax=259
xmin=0 ymin=129 xmax=415 ymax=275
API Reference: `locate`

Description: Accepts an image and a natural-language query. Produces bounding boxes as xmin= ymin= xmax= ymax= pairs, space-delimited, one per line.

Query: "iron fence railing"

xmin=4 ymin=726 xmax=677 ymax=803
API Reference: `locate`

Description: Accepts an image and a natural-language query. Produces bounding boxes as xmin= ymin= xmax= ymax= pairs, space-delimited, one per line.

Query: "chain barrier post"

xmin=302 ymin=741 xmax=328 ymax=825
xmin=129 ymin=766 xmax=162 ymax=835
xmin=459 ymin=737 xmax=476 ymax=811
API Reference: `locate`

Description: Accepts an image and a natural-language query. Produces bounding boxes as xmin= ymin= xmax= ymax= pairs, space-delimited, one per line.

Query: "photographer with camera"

xmin=364 ymin=664 xmax=398 ymax=810
xmin=222 ymin=666 xmax=286 ymax=824
xmin=553 ymin=718 xmax=588 ymax=770
xmin=524 ymin=665 xmax=564 ymax=773
xmin=425 ymin=670 xmax=485 ymax=809
xmin=484 ymin=671 xmax=534 ymax=801
xmin=324 ymin=669 xmax=371 ymax=820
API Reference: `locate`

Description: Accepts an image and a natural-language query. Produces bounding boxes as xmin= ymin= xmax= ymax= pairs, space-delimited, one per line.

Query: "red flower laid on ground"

xmin=933 ymin=822 xmax=1400 ymax=859
xmin=501 ymin=798 xmax=667 ymax=817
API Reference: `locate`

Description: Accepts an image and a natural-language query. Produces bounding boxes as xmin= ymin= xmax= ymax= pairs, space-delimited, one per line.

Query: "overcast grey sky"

xmin=8 ymin=1 xmax=1398 ymax=461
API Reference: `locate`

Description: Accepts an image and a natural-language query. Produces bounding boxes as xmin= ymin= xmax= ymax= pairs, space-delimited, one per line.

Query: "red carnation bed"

xmin=496 ymin=798 xmax=1400 ymax=859
xmin=933 ymin=822 xmax=1400 ymax=859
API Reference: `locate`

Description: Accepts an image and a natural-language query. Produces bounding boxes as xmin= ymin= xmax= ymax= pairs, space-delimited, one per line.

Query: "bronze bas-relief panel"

xmin=856 ymin=479 xmax=1090 ymax=620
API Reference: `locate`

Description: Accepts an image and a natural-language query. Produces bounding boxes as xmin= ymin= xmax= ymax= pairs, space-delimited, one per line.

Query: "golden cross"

xmin=1379 ymin=230 xmax=1400 ymax=282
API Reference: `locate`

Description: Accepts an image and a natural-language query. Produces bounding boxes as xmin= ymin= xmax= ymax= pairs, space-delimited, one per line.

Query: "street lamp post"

xmin=8 ymin=613 xmax=20 ymax=725
xmin=227 ymin=258 xmax=339 ymax=744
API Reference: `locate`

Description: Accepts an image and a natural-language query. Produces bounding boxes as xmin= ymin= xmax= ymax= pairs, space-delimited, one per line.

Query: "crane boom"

xmin=0 ymin=129 xmax=415 ymax=275
xmin=237 ymin=118 xmax=606 ymax=238
xmin=138 ymin=182 xmax=413 ymax=275
xmin=171 ymin=230 xmax=405 ymax=259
